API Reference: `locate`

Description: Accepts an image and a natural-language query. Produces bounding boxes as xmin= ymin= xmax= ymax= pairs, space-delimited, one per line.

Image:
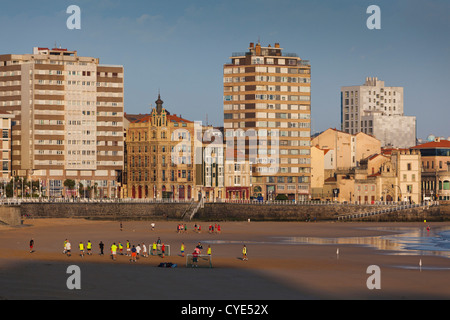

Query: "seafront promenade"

xmin=0 ymin=198 xmax=447 ymax=226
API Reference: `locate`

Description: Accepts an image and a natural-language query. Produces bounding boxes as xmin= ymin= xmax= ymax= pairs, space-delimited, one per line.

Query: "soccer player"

xmin=86 ymin=240 xmax=92 ymax=255
xmin=207 ymin=245 xmax=212 ymax=256
xmin=192 ymin=249 xmax=199 ymax=267
xmin=79 ymin=242 xmax=84 ymax=257
xmin=181 ymin=242 xmax=185 ymax=257
xmin=111 ymin=242 xmax=118 ymax=260
xmin=130 ymin=245 xmax=137 ymax=262
xmin=142 ymin=242 xmax=148 ymax=257
xmin=65 ymin=240 xmax=71 ymax=257
xmin=242 ymin=245 xmax=247 ymax=261
xmin=29 ymin=239 xmax=34 ymax=253
xmin=126 ymin=240 xmax=131 ymax=256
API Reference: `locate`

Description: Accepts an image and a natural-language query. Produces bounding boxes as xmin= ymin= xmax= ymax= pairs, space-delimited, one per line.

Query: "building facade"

xmin=411 ymin=138 xmax=450 ymax=202
xmin=341 ymin=77 xmax=416 ymax=148
xmin=127 ymin=96 xmax=201 ymax=200
xmin=311 ymin=128 xmax=381 ymax=171
xmin=196 ymin=128 xmax=225 ymax=202
xmin=224 ymin=148 xmax=252 ymax=200
xmin=0 ymin=111 xmax=13 ymax=182
xmin=223 ymin=42 xmax=311 ymax=201
xmin=0 ymin=47 xmax=124 ymax=197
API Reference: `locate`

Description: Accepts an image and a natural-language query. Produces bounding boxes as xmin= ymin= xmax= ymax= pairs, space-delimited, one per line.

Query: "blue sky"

xmin=1 ymin=0 xmax=449 ymax=139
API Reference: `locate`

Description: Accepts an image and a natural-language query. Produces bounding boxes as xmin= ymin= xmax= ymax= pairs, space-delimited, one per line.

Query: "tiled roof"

xmin=411 ymin=140 xmax=450 ymax=149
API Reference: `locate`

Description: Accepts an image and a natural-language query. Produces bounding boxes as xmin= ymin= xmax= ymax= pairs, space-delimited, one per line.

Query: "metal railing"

xmin=0 ymin=197 xmax=194 ymax=205
xmin=337 ymin=201 xmax=439 ymax=221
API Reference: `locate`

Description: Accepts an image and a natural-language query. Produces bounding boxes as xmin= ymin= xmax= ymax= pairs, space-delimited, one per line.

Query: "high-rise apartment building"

xmin=0 ymin=47 xmax=124 ymax=197
xmin=223 ymin=42 xmax=311 ymax=201
xmin=341 ymin=77 xmax=416 ymax=148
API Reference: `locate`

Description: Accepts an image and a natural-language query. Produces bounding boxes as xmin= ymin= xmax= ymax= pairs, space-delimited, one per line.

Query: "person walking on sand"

xmin=29 ymin=238 xmax=34 ymax=253
xmin=99 ymin=241 xmax=104 ymax=256
xmin=242 ymin=245 xmax=248 ymax=261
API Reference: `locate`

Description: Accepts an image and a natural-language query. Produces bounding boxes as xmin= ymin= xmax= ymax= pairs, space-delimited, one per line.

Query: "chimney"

xmin=275 ymin=43 xmax=280 ymax=48
xmin=255 ymin=42 xmax=261 ymax=55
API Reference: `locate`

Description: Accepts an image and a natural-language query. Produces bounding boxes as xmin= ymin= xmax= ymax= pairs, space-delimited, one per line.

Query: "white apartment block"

xmin=341 ymin=77 xmax=416 ymax=148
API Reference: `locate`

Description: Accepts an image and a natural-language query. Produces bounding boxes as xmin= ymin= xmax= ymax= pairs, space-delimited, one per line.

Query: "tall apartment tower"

xmin=0 ymin=47 xmax=124 ymax=197
xmin=223 ymin=42 xmax=311 ymax=201
xmin=341 ymin=77 xmax=416 ymax=148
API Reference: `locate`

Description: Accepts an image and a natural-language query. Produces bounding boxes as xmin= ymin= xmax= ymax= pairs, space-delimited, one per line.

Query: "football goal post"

xmin=149 ymin=244 xmax=171 ymax=257
xmin=186 ymin=254 xmax=212 ymax=268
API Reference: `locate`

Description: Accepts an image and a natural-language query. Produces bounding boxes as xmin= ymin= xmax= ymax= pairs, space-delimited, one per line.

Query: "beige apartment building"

xmin=311 ymin=128 xmax=381 ymax=173
xmin=223 ymin=42 xmax=311 ymax=201
xmin=0 ymin=47 xmax=124 ymax=197
xmin=313 ymin=142 xmax=421 ymax=203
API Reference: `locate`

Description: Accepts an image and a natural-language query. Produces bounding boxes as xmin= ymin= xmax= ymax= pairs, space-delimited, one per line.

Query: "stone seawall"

xmin=20 ymin=202 xmax=193 ymax=220
xmin=196 ymin=203 xmax=448 ymax=222
xmin=0 ymin=206 xmax=21 ymax=226
xmin=16 ymin=202 xmax=450 ymax=222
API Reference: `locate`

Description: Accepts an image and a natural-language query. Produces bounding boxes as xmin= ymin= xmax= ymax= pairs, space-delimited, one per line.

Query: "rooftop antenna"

xmin=206 ymin=113 xmax=208 ymax=126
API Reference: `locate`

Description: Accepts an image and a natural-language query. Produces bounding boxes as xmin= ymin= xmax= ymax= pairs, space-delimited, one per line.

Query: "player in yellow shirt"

xmin=79 ymin=242 xmax=84 ymax=257
xmin=86 ymin=241 xmax=92 ymax=255
xmin=152 ymin=242 xmax=157 ymax=256
xmin=181 ymin=242 xmax=185 ymax=257
xmin=111 ymin=242 xmax=118 ymax=260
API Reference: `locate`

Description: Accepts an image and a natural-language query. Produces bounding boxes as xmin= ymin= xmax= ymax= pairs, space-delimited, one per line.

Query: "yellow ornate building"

xmin=126 ymin=95 xmax=200 ymax=200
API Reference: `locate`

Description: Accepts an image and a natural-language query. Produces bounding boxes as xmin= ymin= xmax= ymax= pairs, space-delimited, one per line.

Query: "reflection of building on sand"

xmin=284 ymin=235 xmax=401 ymax=251
xmin=281 ymin=227 xmax=450 ymax=259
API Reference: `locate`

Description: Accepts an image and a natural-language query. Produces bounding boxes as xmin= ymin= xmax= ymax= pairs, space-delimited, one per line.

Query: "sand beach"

xmin=0 ymin=218 xmax=449 ymax=300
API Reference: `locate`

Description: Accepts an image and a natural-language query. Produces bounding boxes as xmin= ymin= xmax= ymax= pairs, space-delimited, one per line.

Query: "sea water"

xmin=279 ymin=226 xmax=450 ymax=259
xmin=205 ymin=226 xmax=450 ymax=260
